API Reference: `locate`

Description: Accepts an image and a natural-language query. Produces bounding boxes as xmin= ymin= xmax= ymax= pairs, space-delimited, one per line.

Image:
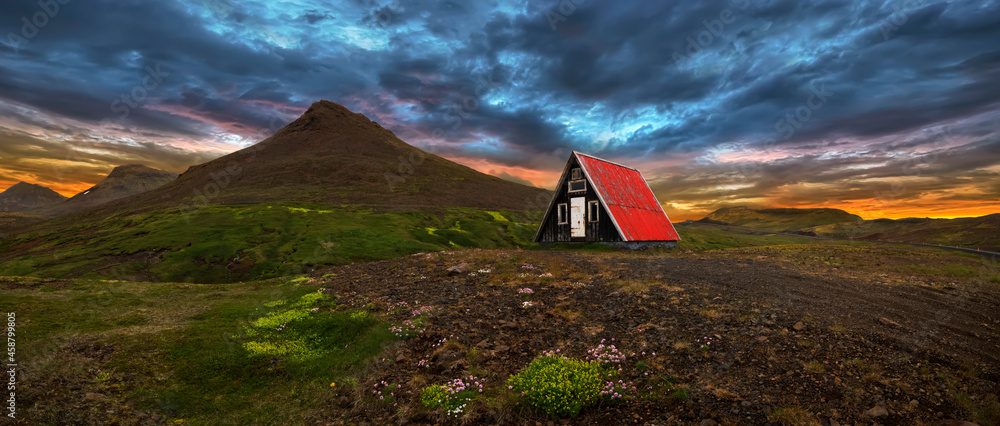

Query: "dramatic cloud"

xmin=1 ymin=0 xmax=998 ymax=219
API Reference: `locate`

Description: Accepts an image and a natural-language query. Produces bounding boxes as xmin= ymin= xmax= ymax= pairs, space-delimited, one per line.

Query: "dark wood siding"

xmin=537 ymin=157 xmax=622 ymax=243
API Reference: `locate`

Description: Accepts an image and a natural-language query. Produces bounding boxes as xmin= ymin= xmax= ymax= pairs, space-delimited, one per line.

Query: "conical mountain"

xmin=0 ymin=182 xmax=67 ymax=212
xmin=40 ymin=164 xmax=178 ymax=216
xmin=107 ymin=100 xmax=550 ymax=212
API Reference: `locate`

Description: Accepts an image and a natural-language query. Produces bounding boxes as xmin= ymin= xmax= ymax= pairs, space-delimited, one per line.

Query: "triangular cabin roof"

xmin=534 ymin=151 xmax=680 ymax=242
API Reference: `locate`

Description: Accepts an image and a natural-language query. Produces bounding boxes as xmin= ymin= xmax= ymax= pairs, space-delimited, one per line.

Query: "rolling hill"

xmin=38 ymin=164 xmax=178 ymax=217
xmin=0 ymin=182 xmax=66 ymax=212
xmin=858 ymin=214 xmax=1000 ymax=251
xmin=0 ymin=100 xmax=552 ymax=283
xmin=700 ymin=206 xmax=1000 ymax=252
xmin=700 ymin=206 xmax=862 ymax=233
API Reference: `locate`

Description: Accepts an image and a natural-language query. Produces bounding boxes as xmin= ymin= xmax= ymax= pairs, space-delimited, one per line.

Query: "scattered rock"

xmin=446 ymin=263 xmax=469 ymax=275
xmin=740 ymin=400 xmax=752 ymax=407
xmin=395 ymin=353 xmax=407 ymax=362
xmin=338 ymin=396 xmax=350 ymax=408
xmin=910 ymin=399 xmax=920 ymax=409
xmin=829 ymin=420 xmax=840 ymax=426
xmin=793 ymin=321 xmax=806 ymax=331
xmin=500 ymin=320 xmax=519 ymax=329
xmin=85 ymin=392 xmax=106 ymax=400
xmin=879 ymin=317 xmax=902 ymax=328
xmin=699 ymin=419 xmax=718 ymax=426
xmin=866 ymin=401 xmax=889 ymax=418
xmin=933 ymin=421 xmax=981 ymax=426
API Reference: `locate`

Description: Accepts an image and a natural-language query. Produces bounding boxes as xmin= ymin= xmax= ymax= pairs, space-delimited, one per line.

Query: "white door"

xmin=570 ymin=197 xmax=585 ymax=238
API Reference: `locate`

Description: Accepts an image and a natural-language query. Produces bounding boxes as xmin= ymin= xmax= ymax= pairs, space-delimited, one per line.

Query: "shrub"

xmin=421 ymin=376 xmax=484 ymax=417
xmin=507 ymin=355 xmax=610 ymax=418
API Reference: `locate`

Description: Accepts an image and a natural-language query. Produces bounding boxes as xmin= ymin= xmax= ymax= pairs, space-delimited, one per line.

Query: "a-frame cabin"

xmin=533 ymin=151 xmax=680 ymax=248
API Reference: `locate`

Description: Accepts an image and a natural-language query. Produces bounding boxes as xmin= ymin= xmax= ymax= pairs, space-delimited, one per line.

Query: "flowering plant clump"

xmin=390 ymin=306 xmax=433 ymax=339
xmin=600 ymin=379 xmax=633 ymax=402
xmin=587 ymin=339 xmax=625 ymax=365
xmin=411 ymin=305 xmax=434 ymax=316
xmin=520 ymin=264 xmax=536 ymax=269
xmin=387 ymin=301 xmax=409 ymax=313
xmin=389 ymin=318 xmax=425 ymax=338
xmin=518 ymin=288 xmax=534 ymax=296
xmin=538 ymin=273 xmax=553 ymax=278
xmin=696 ymin=336 xmax=714 ymax=351
xmin=420 ymin=376 xmax=485 ymax=416
xmin=507 ymin=354 xmax=609 ymax=418
xmin=372 ymin=380 xmax=398 ymax=405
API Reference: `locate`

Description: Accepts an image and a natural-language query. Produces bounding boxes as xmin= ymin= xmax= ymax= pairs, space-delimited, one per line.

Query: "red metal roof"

xmin=575 ymin=152 xmax=680 ymax=241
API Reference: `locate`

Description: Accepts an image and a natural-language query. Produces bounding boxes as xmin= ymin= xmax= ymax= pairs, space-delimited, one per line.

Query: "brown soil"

xmin=314 ymin=246 xmax=1000 ymax=425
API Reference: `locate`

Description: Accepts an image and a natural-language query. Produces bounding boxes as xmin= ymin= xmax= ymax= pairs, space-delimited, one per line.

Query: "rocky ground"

xmin=315 ymin=245 xmax=1000 ymax=425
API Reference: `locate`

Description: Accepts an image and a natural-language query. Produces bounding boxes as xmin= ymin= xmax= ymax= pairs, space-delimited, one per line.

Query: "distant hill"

xmin=39 ymin=164 xmax=178 ymax=216
xmin=0 ymin=182 xmax=66 ymax=212
xmin=700 ymin=206 xmax=1000 ymax=252
xmin=858 ymin=214 xmax=1000 ymax=252
xmin=93 ymin=100 xmax=550 ymax=215
xmin=700 ymin=206 xmax=862 ymax=233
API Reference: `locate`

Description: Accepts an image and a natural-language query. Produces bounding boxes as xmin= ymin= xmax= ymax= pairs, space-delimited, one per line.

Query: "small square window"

xmin=568 ymin=180 xmax=586 ymax=193
xmin=571 ymin=168 xmax=583 ymax=180
xmin=588 ymin=200 xmax=599 ymax=222
xmin=557 ymin=203 xmax=568 ymax=224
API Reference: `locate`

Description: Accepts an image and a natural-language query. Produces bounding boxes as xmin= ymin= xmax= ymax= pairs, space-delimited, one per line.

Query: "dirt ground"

xmin=315 ymin=245 xmax=1000 ymax=425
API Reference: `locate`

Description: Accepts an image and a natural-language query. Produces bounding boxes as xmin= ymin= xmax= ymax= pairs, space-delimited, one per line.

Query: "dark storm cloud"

xmin=1 ymin=0 xmax=998 ymax=217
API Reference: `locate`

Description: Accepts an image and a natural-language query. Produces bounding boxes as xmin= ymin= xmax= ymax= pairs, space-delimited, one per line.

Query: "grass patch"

xmin=952 ymin=392 xmax=1000 ymax=426
xmin=616 ymin=278 xmax=656 ymax=294
xmin=770 ymin=406 xmax=822 ymax=425
xmin=846 ymin=358 xmax=883 ymax=382
xmin=803 ymin=360 xmax=825 ymax=373
xmin=0 ymin=277 xmax=395 ymax=424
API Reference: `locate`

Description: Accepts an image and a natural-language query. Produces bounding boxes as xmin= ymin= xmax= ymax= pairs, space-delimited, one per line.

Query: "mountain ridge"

xmin=84 ymin=100 xmax=550 ymax=216
xmin=0 ymin=181 xmax=67 ymax=212
xmin=39 ymin=164 xmax=179 ymax=217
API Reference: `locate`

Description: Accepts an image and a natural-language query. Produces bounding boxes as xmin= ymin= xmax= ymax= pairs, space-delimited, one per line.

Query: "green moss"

xmin=486 ymin=211 xmax=509 ymax=222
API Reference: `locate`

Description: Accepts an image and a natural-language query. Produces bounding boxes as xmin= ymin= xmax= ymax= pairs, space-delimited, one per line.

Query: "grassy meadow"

xmin=1 ymin=275 xmax=396 ymax=424
xmin=0 ymin=204 xmax=540 ymax=283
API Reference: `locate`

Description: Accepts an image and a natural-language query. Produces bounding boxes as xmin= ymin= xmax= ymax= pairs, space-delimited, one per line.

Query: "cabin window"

xmin=557 ymin=203 xmax=568 ymax=224
xmin=571 ymin=168 xmax=583 ymax=180
xmin=588 ymin=200 xmax=599 ymax=222
xmin=568 ymin=180 xmax=586 ymax=193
